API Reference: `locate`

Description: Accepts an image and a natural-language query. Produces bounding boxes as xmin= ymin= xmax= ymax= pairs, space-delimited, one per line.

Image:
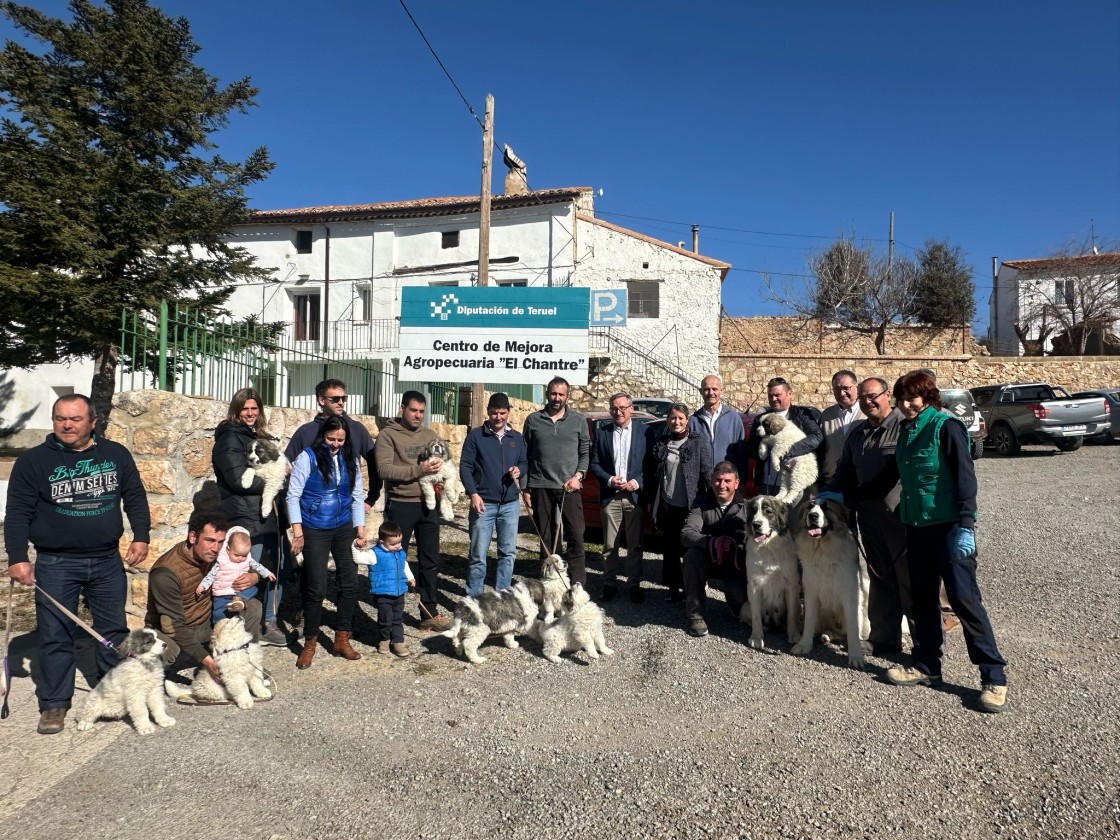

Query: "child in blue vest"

xmin=365 ymin=520 xmax=414 ymax=656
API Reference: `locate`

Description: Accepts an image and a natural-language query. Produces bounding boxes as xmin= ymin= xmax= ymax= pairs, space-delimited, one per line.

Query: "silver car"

xmin=1071 ymin=390 xmax=1119 ymax=443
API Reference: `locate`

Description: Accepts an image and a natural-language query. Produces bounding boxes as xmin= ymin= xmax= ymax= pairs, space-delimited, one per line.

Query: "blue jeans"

xmin=250 ymin=531 xmax=282 ymax=625
xmin=467 ymin=499 xmax=520 ymax=597
xmin=33 ymin=551 xmax=127 ymax=712
xmin=211 ymin=585 xmax=259 ymax=625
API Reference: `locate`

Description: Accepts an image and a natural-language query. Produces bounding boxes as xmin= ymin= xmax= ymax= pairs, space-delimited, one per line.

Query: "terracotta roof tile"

xmin=250 ymin=187 xmax=594 ymax=223
xmin=576 ymin=213 xmax=731 ymax=272
xmin=1003 ymin=252 xmax=1120 ymax=272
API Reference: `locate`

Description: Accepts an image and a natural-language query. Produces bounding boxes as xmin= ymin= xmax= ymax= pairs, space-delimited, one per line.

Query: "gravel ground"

xmin=3 ymin=444 xmax=1119 ymax=839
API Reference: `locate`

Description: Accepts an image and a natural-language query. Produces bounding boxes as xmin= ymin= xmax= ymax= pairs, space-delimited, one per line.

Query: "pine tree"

xmin=914 ymin=240 xmax=976 ymax=328
xmin=0 ymin=0 xmax=273 ymax=424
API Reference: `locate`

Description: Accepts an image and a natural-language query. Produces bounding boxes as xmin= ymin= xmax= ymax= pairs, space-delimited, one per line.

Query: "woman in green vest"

xmin=885 ymin=370 xmax=1008 ymax=713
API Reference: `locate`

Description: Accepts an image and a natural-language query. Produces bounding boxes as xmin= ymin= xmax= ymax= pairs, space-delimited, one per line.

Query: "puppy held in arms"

xmin=418 ymin=438 xmax=461 ymax=521
xmin=791 ymin=498 xmax=869 ymax=668
xmin=164 ymin=616 xmax=272 ymax=709
xmin=532 ymin=583 xmax=613 ymax=665
xmin=440 ymin=582 xmax=540 ymax=665
xmin=242 ymin=437 xmax=289 ymax=518
xmin=75 ymin=629 xmax=176 ymax=736
xmin=756 ymin=413 xmax=818 ymax=504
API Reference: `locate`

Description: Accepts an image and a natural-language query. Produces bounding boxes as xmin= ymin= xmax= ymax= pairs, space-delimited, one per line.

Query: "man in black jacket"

xmin=680 ymin=462 xmax=748 ymax=638
xmin=4 ymin=395 xmax=151 ymax=735
xmin=747 ymin=376 xmax=824 ymax=499
xmin=285 ymin=378 xmax=380 ymax=508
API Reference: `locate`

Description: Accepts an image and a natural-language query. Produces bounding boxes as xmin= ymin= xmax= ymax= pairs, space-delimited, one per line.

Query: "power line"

xmin=397 ymin=0 xmax=483 ymax=129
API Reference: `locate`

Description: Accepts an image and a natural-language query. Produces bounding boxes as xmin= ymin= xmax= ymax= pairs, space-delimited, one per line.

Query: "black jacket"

xmin=747 ymin=405 xmax=825 ymax=491
xmin=643 ymin=427 xmax=713 ymax=519
xmin=212 ymin=420 xmax=277 ymax=535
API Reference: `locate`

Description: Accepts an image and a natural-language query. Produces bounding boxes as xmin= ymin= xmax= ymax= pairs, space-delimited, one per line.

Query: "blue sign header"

xmin=401 ymin=286 xmax=590 ymax=329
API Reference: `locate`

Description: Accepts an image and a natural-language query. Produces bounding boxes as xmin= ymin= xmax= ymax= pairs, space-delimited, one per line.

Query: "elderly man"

xmin=818 ymin=377 xmax=911 ymax=654
xmin=688 ymin=374 xmax=746 ymax=477
xmin=4 ymin=394 xmax=151 ymax=735
xmin=520 ymin=376 xmax=591 ymax=585
xmin=748 ymin=376 xmax=824 ymax=499
xmin=589 ymin=392 xmax=648 ymax=603
xmin=376 ymin=390 xmax=448 ymax=629
xmin=818 ymin=369 xmax=865 ymax=485
xmin=680 ymin=461 xmax=749 ymax=638
xmin=146 ymin=509 xmax=262 ymax=682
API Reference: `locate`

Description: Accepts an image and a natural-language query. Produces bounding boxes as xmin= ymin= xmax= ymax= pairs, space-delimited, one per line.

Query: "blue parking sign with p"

xmin=590 ymin=289 xmax=627 ymax=326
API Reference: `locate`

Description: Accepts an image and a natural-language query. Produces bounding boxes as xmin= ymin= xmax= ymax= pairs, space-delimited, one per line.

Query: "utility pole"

xmin=887 ymin=211 xmax=894 ymax=285
xmin=471 ymin=93 xmax=495 ymax=428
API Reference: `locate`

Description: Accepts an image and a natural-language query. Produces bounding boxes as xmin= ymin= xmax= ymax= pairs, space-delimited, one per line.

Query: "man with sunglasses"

xmin=817 ymin=377 xmax=911 ymax=654
xmin=746 ymin=376 xmax=824 ymax=500
xmin=286 ymin=379 xmax=381 ymax=509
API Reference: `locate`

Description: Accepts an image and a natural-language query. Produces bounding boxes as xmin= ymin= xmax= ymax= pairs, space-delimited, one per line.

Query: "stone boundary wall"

xmin=105 ymin=389 xmax=485 ymax=628
xmin=720 ymin=316 xmax=986 ymax=357
xmin=720 ymin=353 xmax=1120 ymax=412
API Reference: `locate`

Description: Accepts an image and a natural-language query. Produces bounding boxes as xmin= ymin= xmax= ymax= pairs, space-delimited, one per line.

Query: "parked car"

xmin=1071 ymin=390 xmax=1120 ymax=443
xmin=939 ymin=388 xmax=987 ymax=460
xmin=631 ymin=397 xmax=674 ymax=419
xmin=969 ymin=382 xmax=1110 ymax=455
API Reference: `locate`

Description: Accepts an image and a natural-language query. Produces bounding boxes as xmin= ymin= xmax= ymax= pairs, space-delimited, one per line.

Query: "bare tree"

xmin=764 ymin=235 xmax=919 ymax=354
xmin=1010 ymin=238 xmax=1120 ymax=356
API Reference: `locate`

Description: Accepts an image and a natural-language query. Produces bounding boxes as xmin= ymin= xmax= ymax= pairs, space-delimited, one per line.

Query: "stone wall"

xmin=719 ymin=353 xmax=1120 ymax=412
xmin=720 ymin=316 xmax=984 ymax=357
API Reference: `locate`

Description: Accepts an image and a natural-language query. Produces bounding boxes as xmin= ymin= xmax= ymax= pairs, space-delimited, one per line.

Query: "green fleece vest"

xmin=895 ymin=407 xmax=957 ymax=527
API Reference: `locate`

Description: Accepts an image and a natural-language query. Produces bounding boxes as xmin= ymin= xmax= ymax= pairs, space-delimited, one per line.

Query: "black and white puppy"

xmin=418 ymin=438 xmax=461 ymax=520
xmin=791 ymin=498 xmax=869 ymax=668
xmin=440 ymin=582 xmax=540 ymax=665
xmin=739 ymin=496 xmax=802 ymax=650
xmin=75 ymin=629 xmax=175 ymax=736
xmin=242 ymin=437 xmax=288 ymax=519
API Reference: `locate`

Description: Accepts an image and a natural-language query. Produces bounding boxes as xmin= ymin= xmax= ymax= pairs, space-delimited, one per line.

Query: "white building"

xmin=989 ymin=252 xmax=1120 ymax=355
xmin=1 ymin=186 xmax=730 ymax=434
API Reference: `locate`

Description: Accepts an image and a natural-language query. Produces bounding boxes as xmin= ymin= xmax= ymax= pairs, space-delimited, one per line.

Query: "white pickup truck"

xmin=969 ymin=382 xmax=1111 ymax=455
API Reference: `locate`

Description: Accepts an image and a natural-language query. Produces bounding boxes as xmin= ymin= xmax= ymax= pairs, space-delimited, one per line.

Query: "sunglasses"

xmin=325 ymin=395 xmax=347 ymax=404
xmin=767 ymin=377 xmax=788 ymax=388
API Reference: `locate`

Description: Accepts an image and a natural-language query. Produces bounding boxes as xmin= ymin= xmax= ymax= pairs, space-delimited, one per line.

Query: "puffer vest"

xmin=368 ymin=546 xmax=409 ymax=598
xmin=300 ymin=447 xmax=354 ymax=531
xmin=895 ymin=407 xmax=957 ymax=528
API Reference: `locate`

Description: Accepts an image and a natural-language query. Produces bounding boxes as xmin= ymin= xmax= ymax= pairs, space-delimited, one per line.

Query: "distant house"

xmin=0 ymin=186 xmax=730 ymax=433
xmin=988 ymin=252 xmax=1120 ymax=356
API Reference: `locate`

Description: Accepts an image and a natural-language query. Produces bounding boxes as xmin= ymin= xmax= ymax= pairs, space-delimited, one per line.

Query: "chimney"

xmin=502 ymin=144 xmax=527 ymax=196
xmin=692 ymin=225 xmax=699 ymax=253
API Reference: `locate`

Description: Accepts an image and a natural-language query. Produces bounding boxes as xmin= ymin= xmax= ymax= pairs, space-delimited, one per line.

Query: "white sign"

xmin=399 ymin=287 xmax=591 ymax=385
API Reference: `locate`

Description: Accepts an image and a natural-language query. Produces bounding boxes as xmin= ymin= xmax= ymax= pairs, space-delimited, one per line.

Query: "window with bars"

xmin=627 ymin=281 xmax=660 ymax=318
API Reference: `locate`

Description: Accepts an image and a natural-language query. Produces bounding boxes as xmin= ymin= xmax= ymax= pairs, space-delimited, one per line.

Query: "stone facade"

xmin=720 ymin=316 xmax=983 ymax=357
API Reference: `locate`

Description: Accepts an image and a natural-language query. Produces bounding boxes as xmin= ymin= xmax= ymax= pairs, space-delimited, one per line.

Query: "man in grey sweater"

xmin=520 ymin=377 xmax=591 ymax=585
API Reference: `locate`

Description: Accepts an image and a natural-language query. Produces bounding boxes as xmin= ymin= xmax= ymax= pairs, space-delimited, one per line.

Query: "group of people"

xmin=3 ymin=367 xmax=1008 ymax=738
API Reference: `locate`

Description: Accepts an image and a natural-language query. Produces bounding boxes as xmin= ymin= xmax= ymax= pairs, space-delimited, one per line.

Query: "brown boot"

xmin=332 ymin=630 xmax=362 ymax=660
xmin=296 ymin=636 xmax=318 ymax=670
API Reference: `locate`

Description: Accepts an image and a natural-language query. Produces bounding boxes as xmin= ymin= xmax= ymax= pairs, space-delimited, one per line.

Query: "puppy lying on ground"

xmin=532 ymin=583 xmax=613 ymax=664
xmin=440 ymin=582 xmax=540 ymax=665
xmin=75 ymin=629 xmax=176 ymax=736
xmin=791 ymin=498 xmax=869 ymax=668
xmin=164 ymin=616 xmax=272 ymax=708
xmin=739 ymin=496 xmax=802 ymax=650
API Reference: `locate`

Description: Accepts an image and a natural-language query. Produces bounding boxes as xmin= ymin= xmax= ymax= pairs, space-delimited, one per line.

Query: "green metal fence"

xmin=119 ymin=302 xmax=462 ymax=422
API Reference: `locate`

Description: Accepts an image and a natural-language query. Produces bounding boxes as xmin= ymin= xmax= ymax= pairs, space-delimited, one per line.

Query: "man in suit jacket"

xmin=589 ymin=392 xmax=648 ymax=603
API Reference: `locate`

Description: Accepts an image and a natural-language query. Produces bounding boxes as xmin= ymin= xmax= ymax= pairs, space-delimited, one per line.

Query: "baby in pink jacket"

xmin=196 ymin=526 xmax=275 ymax=625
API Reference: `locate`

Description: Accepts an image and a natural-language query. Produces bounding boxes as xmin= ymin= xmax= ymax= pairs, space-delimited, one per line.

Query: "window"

xmin=1054 ymin=278 xmax=1075 ymax=309
xmin=295 ymin=230 xmax=313 ymax=254
xmin=357 ymin=287 xmax=372 ymax=321
xmin=441 ymin=231 xmax=460 ymax=249
xmin=293 ymin=292 xmax=320 ymax=341
xmin=627 ymin=281 xmax=660 ymax=318
xmin=428 ymin=280 xmax=459 ymax=287
xmin=496 ymin=279 xmax=527 ymax=287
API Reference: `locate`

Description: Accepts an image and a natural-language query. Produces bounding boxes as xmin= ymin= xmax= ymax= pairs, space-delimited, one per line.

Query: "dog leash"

xmin=34 ymin=584 xmax=127 ymax=659
xmin=1 ymin=580 xmax=12 ymax=719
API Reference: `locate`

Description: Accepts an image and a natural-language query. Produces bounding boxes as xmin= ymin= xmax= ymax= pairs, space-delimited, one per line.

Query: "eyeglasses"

xmin=610 ymin=405 xmax=632 ymax=414
xmin=834 ymin=384 xmax=856 ymax=392
xmin=325 ymin=395 xmax=346 ymax=404
xmin=859 ymin=391 xmax=887 ymax=403
xmin=767 ymin=377 xmax=788 ymax=388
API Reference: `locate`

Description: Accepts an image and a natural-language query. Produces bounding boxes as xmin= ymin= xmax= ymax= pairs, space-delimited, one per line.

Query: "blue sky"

xmin=6 ymin=1 xmax=1119 ymax=334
